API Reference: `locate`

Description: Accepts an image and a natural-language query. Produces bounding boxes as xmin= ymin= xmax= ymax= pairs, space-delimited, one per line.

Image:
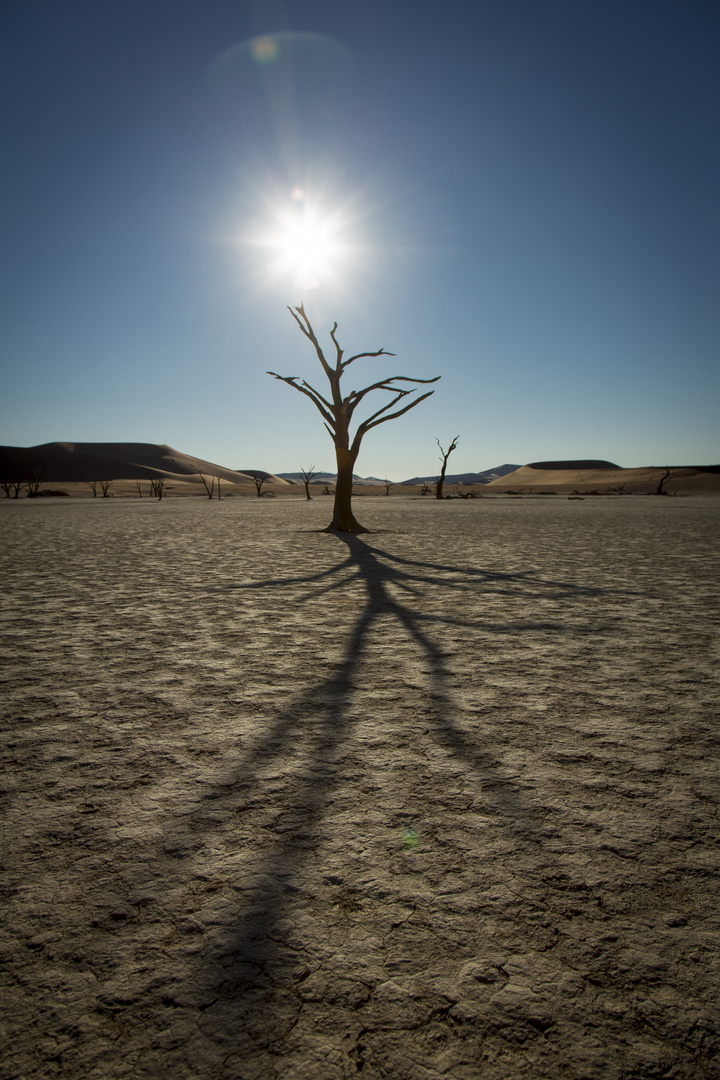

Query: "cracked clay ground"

xmin=1 ymin=495 xmax=719 ymax=1079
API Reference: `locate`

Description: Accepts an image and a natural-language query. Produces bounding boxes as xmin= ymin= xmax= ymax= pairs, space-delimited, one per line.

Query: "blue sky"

xmin=1 ymin=0 xmax=718 ymax=478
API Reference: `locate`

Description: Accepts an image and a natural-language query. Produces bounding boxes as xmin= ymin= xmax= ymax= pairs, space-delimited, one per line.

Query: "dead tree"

xmin=148 ymin=476 xmax=165 ymax=500
xmin=269 ymin=305 xmax=439 ymax=532
xmin=250 ymin=475 xmax=273 ymax=497
xmin=87 ymin=480 xmax=99 ymax=497
xmin=25 ymin=472 xmax=44 ymax=498
xmin=420 ymin=481 xmax=431 ymax=496
xmin=2 ymin=479 xmax=25 ymax=498
xmin=299 ymin=465 xmax=318 ymax=501
xmin=435 ymin=436 xmax=459 ymax=499
xmin=199 ymin=473 xmax=216 ymax=499
xmin=656 ymin=467 xmax=671 ymax=495
xmin=99 ymin=480 xmax=113 ymax=498
xmin=382 ymin=479 xmax=394 ymax=496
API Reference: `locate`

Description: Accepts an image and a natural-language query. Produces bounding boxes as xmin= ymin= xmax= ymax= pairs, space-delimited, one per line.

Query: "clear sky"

xmin=1 ymin=0 xmax=718 ymax=479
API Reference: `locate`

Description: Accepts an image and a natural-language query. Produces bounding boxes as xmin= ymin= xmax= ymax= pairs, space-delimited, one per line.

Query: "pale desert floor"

xmin=1 ymin=497 xmax=719 ymax=1080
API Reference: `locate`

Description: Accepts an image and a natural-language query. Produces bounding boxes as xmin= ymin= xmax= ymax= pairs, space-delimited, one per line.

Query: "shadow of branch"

xmin=146 ymin=533 xmax=628 ymax=1048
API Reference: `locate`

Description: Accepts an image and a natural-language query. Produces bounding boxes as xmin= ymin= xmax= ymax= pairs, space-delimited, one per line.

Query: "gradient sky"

xmin=2 ymin=0 xmax=718 ymax=479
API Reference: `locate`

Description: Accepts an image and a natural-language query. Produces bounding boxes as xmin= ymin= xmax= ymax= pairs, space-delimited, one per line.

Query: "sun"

xmin=260 ymin=195 xmax=345 ymax=290
xmin=275 ymin=217 xmax=335 ymax=287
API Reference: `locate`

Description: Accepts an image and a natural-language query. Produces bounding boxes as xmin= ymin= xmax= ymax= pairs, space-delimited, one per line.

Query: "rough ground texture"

xmin=1 ymin=496 xmax=719 ymax=1080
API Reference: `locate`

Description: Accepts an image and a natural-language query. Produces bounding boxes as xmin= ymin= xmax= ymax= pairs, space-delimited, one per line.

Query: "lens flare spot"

xmin=251 ymin=36 xmax=279 ymax=63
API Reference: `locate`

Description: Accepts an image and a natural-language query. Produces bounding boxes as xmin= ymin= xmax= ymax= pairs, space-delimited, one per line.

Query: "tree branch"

xmin=353 ymin=389 xmax=437 ymax=450
xmin=267 ymin=371 xmax=336 ymax=428
xmin=301 ymin=381 xmax=334 ymax=412
xmin=287 ymin=305 xmax=334 ymax=378
xmin=329 ymin=322 xmax=344 ymax=370
xmin=345 ymin=375 xmax=440 ymax=420
xmin=347 ymin=374 xmax=439 ymax=405
xmin=437 ymin=435 xmax=460 ymax=461
xmin=341 ymin=348 xmax=396 ymax=370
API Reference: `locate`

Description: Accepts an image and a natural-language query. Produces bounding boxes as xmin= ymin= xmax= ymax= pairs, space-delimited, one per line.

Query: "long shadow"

xmin=152 ymin=534 xmax=625 ymax=1036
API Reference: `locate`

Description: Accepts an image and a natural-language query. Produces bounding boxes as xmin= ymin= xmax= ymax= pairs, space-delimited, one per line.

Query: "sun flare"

xmin=260 ymin=196 xmax=345 ymax=290
xmin=275 ymin=217 xmax=335 ymax=285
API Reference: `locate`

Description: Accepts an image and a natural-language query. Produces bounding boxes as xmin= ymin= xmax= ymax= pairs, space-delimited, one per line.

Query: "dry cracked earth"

xmin=1 ymin=495 xmax=719 ymax=1079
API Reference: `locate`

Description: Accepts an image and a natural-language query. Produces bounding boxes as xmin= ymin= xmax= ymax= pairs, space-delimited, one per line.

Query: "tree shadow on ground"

xmin=151 ymin=535 xmax=627 ymax=1054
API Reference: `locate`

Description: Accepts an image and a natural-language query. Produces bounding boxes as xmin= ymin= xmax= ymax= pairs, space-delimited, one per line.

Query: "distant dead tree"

xmin=656 ymin=467 xmax=671 ymax=495
xmin=382 ymin=479 xmax=394 ymax=496
xmin=420 ymin=481 xmax=431 ymax=496
xmin=269 ymin=304 xmax=439 ymax=532
xmin=99 ymin=480 xmax=113 ymax=498
xmin=87 ymin=480 xmax=99 ymax=497
xmin=24 ymin=472 xmax=44 ymax=498
xmin=148 ymin=476 xmax=165 ymax=500
xmin=299 ymin=465 xmax=318 ymax=501
xmin=199 ymin=473 xmax=216 ymax=499
xmin=250 ymin=475 xmax=274 ymax=497
xmin=1 ymin=478 xmax=25 ymax=499
xmin=435 ymin=436 xmax=459 ymax=499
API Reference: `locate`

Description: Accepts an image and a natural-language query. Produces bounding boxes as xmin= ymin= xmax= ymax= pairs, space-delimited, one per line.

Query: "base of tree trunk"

xmin=321 ymin=520 xmax=369 ymax=534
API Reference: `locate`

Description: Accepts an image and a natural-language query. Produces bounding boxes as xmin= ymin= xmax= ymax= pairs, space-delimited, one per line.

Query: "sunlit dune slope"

xmin=0 ymin=442 xmax=290 ymax=486
xmin=484 ymin=461 xmax=720 ymax=494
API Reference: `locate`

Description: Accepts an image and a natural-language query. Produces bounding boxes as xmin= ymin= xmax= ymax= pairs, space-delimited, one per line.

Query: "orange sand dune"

xmin=0 ymin=442 xmax=291 ymax=487
xmin=484 ymin=462 xmax=720 ymax=495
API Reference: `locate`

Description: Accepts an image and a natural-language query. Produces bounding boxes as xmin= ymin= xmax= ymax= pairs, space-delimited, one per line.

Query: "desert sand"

xmin=482 ymin=464 xmax=720 ymax=496
xmin=0 ymin=442 xmax=281 ymax=488
xmin=1 ymin=496 xmax=719 ymax=1079
xmin=2 ymin=442 xmax=719 ymax=500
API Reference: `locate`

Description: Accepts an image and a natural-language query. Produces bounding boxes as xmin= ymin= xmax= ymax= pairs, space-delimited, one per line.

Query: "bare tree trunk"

xmin=656 ymin=467 xmax=671 ymax=495
xmin=435 ymin=437 xmax=458 ymax=499
xmin=199 ymin=473 xmax=215 ymax=499
xmin=299 ymin=465 xmax=317 ymax=500
xmin=325 ymin=452 xmax=366 ymax=532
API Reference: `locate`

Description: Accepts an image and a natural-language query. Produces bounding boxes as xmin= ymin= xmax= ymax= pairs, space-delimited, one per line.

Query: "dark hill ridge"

xmin=527 ymin=459 xmax=621 ymax=470
xmin=0 ymin=443 xmax=256 ymax=484
xmin=400 ymin=465 xmax=522 ymax=485
xmin=2 ymin=445 xmax=718 ymax=488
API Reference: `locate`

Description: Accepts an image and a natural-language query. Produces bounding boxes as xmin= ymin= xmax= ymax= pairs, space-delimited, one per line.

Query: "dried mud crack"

xmin=1 ymin=496 xmax=719 ymax=1079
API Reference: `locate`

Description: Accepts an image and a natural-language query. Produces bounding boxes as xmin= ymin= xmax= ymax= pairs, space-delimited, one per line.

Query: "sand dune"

xmin=485 ymin=461 xmax=720 ymax=495
xmin=2 ymin=444 xmax=719 ymax=497
xmin=0 ymin=442 xmax=291 ymax=487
